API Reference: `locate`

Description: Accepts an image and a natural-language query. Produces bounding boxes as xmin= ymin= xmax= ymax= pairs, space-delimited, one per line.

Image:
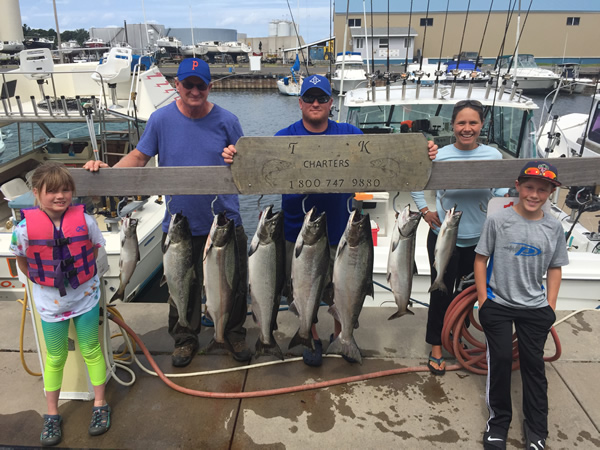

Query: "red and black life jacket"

xmin=24 ymin=205 xmax=96 ymax=297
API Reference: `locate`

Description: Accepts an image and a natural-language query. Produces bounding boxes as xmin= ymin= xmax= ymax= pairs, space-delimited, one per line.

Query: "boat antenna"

xmin=433 ymin=0 xmax=449 ymax=98
xmin=362 ymin=0 xmax=370 ymax=75
xmin=505 ymin=0 xmax=533 ymax=77
xmin=476 ymin=1 xmax=494 ymax=68
xmin=329 ymin=0 xmax=333 ymax=80
xmin=189 ymin=4 xmax=196 ymax=58
xmin=286 ymin=0 xmax=309 ymax=75
xmin=418 ymin=0 xmax=431 ymax=72
xmin=403 ymin=0 xmax=413 ymax=73
xmin=399 ymin=0 xmax=413 ymax=95
xmin=487 ymin=0 xmax=517 ymax=100
xmin=370 ymin=0 xmax=375 ymax=74
xmin=467 ymin=0 xmax=494 ymax=95
xmin=386 ymin=0 xmax=390 ymax=74
xmin=336 ymin=0 xmax=351 ymax=120
xmin=492 ymin=0 xmax=517 ymax=73
xmin=450 ymin=0 xmax=472 ymax=96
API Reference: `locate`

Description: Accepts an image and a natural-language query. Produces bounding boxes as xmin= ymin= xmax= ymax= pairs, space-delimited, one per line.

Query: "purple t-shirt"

xmin=275 ymin=119 xmax=363 ymax=245
xmin=137 ymin=102 xmax=243 ymax=236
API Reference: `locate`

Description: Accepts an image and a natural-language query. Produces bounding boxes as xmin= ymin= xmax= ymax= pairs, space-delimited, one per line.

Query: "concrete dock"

xmin=1 ymin=301 xmax=599 ymax=449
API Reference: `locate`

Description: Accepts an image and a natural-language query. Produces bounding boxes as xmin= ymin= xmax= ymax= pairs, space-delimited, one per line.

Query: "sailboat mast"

xmin=337 ymin=0 xmax=352 ymax=118
xmin=514 ymin=0 xmax=520 ymax=76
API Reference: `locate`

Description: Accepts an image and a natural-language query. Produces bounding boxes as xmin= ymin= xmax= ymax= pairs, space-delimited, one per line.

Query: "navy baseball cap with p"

xmin=300 ymin=74 xmax=332 ymax=97
xmin=177 ymin=58 xmax=211 ymax=85
xmin=518 ymin=160 xmax=561 ymax=187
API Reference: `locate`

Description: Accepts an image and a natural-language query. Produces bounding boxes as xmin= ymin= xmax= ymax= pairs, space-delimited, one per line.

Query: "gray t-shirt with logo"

xmin=475 ymin=207 xmax=569 ymax=309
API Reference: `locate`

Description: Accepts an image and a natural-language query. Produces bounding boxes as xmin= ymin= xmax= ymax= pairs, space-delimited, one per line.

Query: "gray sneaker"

xmin=89 ymin=405 xmax=111 ymax=436
xmin=40 ymin=414 xmax=62 ymax=447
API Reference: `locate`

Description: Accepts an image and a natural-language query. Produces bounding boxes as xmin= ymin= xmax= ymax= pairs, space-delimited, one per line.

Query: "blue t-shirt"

xmin=275 ymin=119 xmax=363 ymax=245
xmin=137 ymin=102 xmax=243 ymax=236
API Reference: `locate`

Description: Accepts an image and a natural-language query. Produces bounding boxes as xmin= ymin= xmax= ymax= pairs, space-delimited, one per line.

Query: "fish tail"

xmin=387 ymin=308 xmax=415 ymax=320
xmin=428 ymin=278 xmax=448 ymax=294
xmin=203 ymin=338 xmax=229 ymax=355
xmin=109 ymin=287 xmax=125 ymax=304
xmin=255 ymin=336 xmax=284 ymax=360
xmin=327 ymin=335 xmax=363 ymax=364
xmin=288 ymin=330 xmax=314 ymax=350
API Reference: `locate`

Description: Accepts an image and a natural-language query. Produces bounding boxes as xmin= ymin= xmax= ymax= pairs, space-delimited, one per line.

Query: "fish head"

xmin=345 ymin=209 xmax=371 ymax=247
xmin=210 ymin=211 xmax=235 ymax=247
xmin=167 ymin=213 xmax=191 ymax=243
xmin=397 ymin=204 xmax=421 ymax=237
xmin=256 ymin=205 xmax=283 ymax=244
xmin=300 ymin=207 xmax=327 ymax=245
xmin=445 ymin=205 xmax=463 ymax=229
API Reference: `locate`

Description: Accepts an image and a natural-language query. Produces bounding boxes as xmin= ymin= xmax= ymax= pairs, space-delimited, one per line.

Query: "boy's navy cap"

xmin=177 ymin=58 xmax=211 ymax=84
xmin=518 ymin=160 xmax=561 ymax=187
xmin=300 ymin=75 xmax=332 ymax=96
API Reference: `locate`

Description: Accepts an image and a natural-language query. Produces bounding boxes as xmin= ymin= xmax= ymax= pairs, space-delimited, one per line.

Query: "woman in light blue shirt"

xmin=411 ymin=100 xmax=508 ymax=375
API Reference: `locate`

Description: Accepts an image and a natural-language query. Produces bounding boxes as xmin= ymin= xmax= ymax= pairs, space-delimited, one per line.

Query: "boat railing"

xmin=0 ymin=66 xmax=149 ymax=122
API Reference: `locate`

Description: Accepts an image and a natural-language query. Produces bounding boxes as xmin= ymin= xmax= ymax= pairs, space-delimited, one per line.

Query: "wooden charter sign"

xmin=230 ymin=134 xmax=432 ymax=195
xmin=69 ymin=135 xmax=600 ymax=196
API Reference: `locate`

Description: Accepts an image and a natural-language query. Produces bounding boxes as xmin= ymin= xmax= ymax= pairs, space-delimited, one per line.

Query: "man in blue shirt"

xmin=224 ymin=75 xmax=437 ymax=366
xmin=85 ymin=58 xmax=251 ymax=368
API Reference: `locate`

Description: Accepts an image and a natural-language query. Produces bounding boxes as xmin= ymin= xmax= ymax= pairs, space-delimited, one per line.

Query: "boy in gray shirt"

xmin=474 ymin=160 xmax=569 ymax=450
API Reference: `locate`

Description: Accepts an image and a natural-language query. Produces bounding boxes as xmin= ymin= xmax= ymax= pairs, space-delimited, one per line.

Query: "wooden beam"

xmin=69 ymin=135 xmax=600 ymax=196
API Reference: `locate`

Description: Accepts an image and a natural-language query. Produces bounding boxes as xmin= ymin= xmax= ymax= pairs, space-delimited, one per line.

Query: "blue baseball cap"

xmin=177 ymin=58 xmax=211 ymax=85
xmin=300 ymin=74 xmax=332 ymax=97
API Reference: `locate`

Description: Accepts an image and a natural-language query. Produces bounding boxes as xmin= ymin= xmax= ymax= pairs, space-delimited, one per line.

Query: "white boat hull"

xmin=277 ymin=78 xmax=301 ymax=96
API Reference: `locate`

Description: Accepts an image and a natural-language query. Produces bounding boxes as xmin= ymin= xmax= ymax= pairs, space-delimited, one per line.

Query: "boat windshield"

xmin=588 ymin=101 xmax=600 ymax=145
xmin=346 ymin=103 xmax=537 ymax=159
xmin=0 ymin=120 xmax=143 ymax=166
xmin=499 ymin=55 xmax=538 ymax=70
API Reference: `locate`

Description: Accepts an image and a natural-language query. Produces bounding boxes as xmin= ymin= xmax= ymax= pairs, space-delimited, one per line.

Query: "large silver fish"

xmin=429 ymin=205 xmax=463 ymax=293
xmin=163 ymin=213 xmax=194 ymax=328
xmin=110 ymin=216 xmax=140 ymax=303
xmin=327 ymin=209 xmax=374 ymax=364
xmin=288 ymin=207 xmax=329 ymax=351
xmin=203 ymin=212 xmax=239 ymax=348
xmin=387 ymin=204 xmax=421 ymax=319
xmin=248 ymin=205 xmax=285 ymax=359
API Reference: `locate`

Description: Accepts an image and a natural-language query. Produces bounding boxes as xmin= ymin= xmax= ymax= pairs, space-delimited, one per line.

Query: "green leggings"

xmin=40 ymin=303 xmax=107 ymax=392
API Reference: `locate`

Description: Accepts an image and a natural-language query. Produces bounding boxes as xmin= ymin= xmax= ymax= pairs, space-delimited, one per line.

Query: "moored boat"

xmin=331 ymin=52 xmax=368 ymax=93
xmin=498 ymin=54 xmax=561 ymax=93
xmin=0 ymin=40 xmax=24 ymax=54
xmin=0 ymin=48 xmax=177 ymax=302
xmin=156 ymin=36 xmax=182 ymax=56
xmin=277 ymin=54 xmax=302 ymax=96
xmin=83 ymin=37 xmax=105 ymax=49
xmin=23 ymin=36 xmax=54 ymax=50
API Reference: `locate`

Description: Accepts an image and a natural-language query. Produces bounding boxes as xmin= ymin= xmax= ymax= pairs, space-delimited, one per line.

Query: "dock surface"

xmin=1 ymin=302 xmax=599 ymax=449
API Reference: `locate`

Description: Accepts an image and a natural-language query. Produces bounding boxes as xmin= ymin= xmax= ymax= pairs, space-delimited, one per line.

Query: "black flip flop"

xmin=427 ymin=352 xmax=446 ymax=375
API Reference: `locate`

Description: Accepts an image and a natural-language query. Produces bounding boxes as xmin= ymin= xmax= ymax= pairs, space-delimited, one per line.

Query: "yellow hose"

xmin=107 ymin=305 xmax=137 ymax=361
xmin=18 ymin=291 xmax=42 ymax=377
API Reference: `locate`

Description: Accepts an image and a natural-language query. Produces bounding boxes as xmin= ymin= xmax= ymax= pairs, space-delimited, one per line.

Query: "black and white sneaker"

xmin=483 ymin=424 xmax=506 ymax=450
xmin=523 ymin=420 xmax=546 ymax=449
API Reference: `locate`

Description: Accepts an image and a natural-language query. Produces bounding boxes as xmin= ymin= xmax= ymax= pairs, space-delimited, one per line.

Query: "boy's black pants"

xmin=479 ymin=299 xmax=556 ymax=439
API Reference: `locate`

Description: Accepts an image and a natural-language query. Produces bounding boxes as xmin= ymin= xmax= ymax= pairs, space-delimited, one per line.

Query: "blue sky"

xmin=18 ymin=0 xmax=333 ymax=43
xmin=17 ymin=0 xmax=599 ymax=43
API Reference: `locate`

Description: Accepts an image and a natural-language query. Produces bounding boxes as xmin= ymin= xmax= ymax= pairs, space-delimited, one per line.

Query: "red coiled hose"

xmin=441 ymin=285 xmax=562 ymax=375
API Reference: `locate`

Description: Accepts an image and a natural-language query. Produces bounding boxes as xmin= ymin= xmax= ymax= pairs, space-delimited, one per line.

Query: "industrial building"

xmin=333 ymin=2 xmax=600 ymax=65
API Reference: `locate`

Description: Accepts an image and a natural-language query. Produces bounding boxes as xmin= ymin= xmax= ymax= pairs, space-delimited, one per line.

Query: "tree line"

xmin=22 ymin=24 xmax=89 ymax=46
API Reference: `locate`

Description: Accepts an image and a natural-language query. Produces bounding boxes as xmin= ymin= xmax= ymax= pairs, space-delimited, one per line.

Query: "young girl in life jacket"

xmin=10 ymin=162 xmax=111 ymax=446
